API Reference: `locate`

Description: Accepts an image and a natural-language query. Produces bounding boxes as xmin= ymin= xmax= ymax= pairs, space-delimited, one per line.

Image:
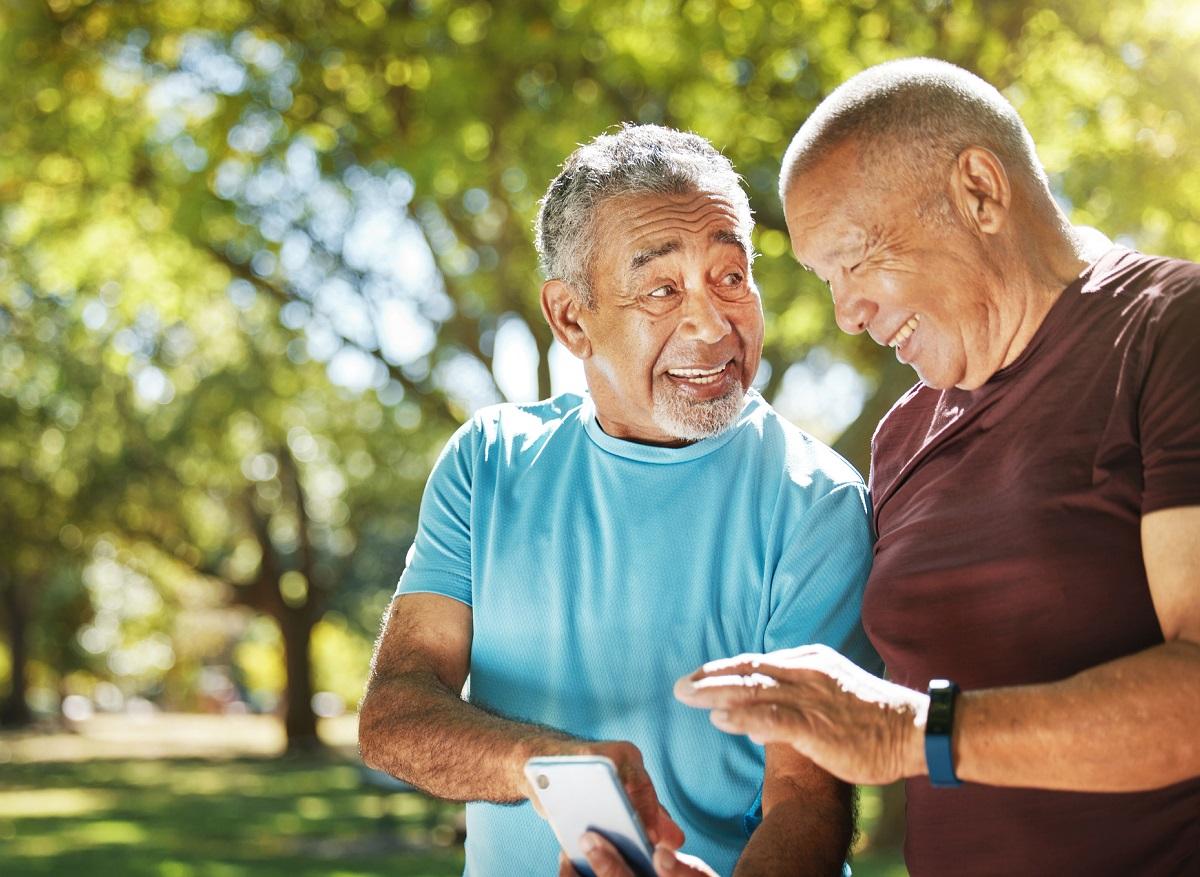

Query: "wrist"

xmin=906 ymin=691 xmax=932 ymax=777
xmin=511 ymin=731 xmax=588 ymax=797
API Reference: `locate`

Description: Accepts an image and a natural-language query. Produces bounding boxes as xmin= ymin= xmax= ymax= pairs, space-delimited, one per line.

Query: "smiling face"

xmin=572 ymin=189 xmax=764 ymax=445
xmin=784 ymin=141 xmax=1008 ymax=390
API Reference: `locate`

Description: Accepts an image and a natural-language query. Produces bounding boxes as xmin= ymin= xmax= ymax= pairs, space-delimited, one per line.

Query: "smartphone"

xmin=524 ymin=755 xmax=656 ymax=877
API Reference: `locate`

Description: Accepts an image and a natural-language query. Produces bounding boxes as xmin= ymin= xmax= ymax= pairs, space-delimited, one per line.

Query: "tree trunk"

xmin=279 ymin=604 xmax=320 ymax=754
xmin=0 ymin=579 xmax=33 ymax=728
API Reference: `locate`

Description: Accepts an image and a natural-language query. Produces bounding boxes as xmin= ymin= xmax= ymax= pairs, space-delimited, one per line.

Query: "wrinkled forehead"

xmin=783 ymin=152 xmax=890 ymax=266
xmin=598 ymin=188 xmax=751 ymax=261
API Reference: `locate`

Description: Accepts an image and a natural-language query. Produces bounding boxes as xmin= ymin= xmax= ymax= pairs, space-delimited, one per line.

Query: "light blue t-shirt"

xmin=397 ymin=390 xmax=879 ymax=876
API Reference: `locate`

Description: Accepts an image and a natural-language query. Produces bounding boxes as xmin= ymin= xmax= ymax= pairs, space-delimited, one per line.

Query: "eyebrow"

xmin=711 ymin=228 xmax=746 ymax=251
xmin=629 ymin=229 xmax=747 ymax=271
xmin=630 ymin=240 xmax=680 ymax=271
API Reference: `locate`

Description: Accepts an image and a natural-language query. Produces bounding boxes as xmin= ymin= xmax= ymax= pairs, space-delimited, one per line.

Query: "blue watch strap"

xmin=925 ymin=679 xmax=963 ymax=788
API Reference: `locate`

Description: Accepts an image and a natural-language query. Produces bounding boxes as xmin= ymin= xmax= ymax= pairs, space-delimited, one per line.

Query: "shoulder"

xmin=1083 ymin=248 xmax=1200 ymax=312
xmin=468 ymin=393 xmax=585 ymax=440
xmin=1078 ymin=248 xmax=1200 ymax=359
xmin=451 ymin=393 xmax=586 ymax=466
xmin=742 ymin=393 xmax=866 ymax=497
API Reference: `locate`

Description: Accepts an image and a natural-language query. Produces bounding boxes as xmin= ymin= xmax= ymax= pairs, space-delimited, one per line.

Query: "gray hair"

xmin=780 ymin=58 xmax=1049 ymax=205
xmin=535 ymin=123 xmax=754 ymax=307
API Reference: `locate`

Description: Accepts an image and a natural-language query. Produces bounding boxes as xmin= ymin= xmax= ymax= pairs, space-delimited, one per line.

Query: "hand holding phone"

xmin=526 ymin=755 xmax=656 ymax=877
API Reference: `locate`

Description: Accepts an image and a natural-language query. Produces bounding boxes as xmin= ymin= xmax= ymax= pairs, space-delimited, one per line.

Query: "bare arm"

xmin=358 ymin=592 xmax=684 ymax=843
xmin=676 ymin=505 xmax=1200 ymax=793
xmin=946 ymin=504 xmax=1200 ymax=790
xmin=733 ymin=746 xmax=852 ymax=877
xmin=359 ymin=592 xmax=563 ymax=801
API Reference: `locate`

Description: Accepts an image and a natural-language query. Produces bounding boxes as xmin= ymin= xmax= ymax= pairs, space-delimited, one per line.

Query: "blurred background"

xmin=1 ymin=0 xmax=1198 ymax=874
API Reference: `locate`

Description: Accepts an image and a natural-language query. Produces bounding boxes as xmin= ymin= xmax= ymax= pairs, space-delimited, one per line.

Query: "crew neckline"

xmin=580 ymin=391 xmax=760 ymax=463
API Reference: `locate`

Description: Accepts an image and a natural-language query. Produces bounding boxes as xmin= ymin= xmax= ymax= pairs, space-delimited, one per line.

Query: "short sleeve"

xmin=1139 ymin=278 xmax=1200 ymax=514
xmin=764 ymin=482 xmax=882 ymax=674
xmin=394 ymin=420 xmax=476 ymax=606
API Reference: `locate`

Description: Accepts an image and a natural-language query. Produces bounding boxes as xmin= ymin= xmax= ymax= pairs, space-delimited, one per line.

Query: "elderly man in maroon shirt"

xmin=673 ymin=59 xmax=1200 ymax=876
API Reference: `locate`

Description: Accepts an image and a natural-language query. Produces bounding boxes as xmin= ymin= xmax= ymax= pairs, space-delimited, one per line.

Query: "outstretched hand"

xmin=675 ymin=644 xmax=929 ymax=785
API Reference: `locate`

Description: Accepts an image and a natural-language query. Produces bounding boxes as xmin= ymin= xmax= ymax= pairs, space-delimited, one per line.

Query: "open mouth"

xmin=666 ymin=361 xmax=732 ymax=385
xmin=887 ymin=315 xmax=920 ymax=350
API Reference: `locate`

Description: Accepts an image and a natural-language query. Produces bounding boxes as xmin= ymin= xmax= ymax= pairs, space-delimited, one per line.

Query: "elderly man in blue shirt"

xmin=358 ymin=124 xmax=877 ymax=877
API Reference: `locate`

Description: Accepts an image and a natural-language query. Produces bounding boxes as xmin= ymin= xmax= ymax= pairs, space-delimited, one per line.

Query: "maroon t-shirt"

xmin=865 ymin=248 xmax=1200 ymax=876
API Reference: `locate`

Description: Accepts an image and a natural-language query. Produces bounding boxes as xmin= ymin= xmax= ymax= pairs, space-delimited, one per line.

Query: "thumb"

xmin=653 ymin=845 xmax=719 ymax=876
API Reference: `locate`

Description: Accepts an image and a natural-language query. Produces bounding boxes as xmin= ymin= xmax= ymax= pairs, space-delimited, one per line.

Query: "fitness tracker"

xmin=925 ymin=678 xmax=963 ymax=788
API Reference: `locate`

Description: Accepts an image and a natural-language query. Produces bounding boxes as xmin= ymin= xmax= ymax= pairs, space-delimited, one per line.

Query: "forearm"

xmin=733 ymin=791 xmax=851 ymax=877
xmin=358 ymin=670 xmax=574 ymax=803
xmin=928 ymin=640 xmax=1200 ymax=791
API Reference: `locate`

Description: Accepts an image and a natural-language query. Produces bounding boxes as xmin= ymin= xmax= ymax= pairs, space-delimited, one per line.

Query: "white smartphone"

xmin=524 ymin=755 xmax=656 ymax=877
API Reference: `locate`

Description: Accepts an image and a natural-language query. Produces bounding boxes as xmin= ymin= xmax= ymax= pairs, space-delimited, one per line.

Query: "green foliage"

xmin=1 ymin=0 xmax=1198 ymax=730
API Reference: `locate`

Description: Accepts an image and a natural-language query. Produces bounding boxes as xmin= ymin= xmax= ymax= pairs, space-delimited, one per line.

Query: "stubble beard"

xmin=653 ymin=382 xmax=747 ymax=442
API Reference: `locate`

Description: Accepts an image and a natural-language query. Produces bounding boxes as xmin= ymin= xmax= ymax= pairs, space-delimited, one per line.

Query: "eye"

xmin=647 ymin=285 xmax=676 ymax=299
xmin=722 ymin=272 xmax=744 ymax=286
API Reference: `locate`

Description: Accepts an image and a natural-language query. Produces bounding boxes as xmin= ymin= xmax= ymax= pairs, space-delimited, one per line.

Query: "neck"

xmin=991 ymin=205 xmax=1093 ymax=373
xmin=592 ymin=409 xmax=695 ymax=447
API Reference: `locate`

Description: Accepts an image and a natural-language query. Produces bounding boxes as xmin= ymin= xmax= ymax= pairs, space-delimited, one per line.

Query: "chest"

xmin=466 ymin=453 xmax=773 ymax=670
xmin=865 ymin=356 xmax=1160 ymax=687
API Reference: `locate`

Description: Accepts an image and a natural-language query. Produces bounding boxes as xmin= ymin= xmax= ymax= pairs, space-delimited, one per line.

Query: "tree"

xmin=2 ymin=0 xmax=1198 ymax=780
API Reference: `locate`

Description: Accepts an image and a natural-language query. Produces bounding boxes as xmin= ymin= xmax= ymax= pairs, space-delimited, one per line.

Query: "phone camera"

xmin=536 ymin=774 xmax=550 ymax=789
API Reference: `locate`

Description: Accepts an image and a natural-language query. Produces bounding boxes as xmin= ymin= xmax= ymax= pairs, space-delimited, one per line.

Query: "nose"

xmin=680 ymin=288 xmax=732 ymax=343
xmin=831 ymin=277 xmax=875 ymax=336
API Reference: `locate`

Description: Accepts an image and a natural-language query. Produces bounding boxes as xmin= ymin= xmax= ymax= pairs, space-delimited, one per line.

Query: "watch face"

xmin=928 ymin=699 xmax=953 ymax=731
xmin=927 ymin=679 xmax=958 ymax=735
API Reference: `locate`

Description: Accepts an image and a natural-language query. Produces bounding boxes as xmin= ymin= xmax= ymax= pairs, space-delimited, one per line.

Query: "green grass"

xmin=0 ymin=753 xmax=905 ymax=876
xmin=0 ymin=755 xmax=465 ymax=877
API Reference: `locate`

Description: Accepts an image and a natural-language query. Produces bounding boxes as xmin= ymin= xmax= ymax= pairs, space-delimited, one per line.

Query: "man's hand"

xmin=675 ymin=644 xmax=928 ymax=785
xmin=524 ymin=739 xmax=685 ymax=849
xmin=558 ymin=836 xmax=718 ymax=877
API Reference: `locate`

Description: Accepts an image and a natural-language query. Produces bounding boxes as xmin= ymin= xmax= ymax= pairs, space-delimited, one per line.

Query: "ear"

xmin=540 ymin=280 xmax=592 ymax=359
xmin=949 ymin=146 xmax=1011 ymax=236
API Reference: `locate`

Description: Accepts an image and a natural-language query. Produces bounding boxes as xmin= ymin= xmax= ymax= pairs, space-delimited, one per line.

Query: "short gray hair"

xmin=780 ymin=58 xmax=1049 ymax=203
xmin=536 ymin=124 xmax=754 ymax=307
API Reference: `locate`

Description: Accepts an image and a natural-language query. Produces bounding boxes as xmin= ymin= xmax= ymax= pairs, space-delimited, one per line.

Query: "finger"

xmin=686 ymin=652 xmax=763 ymax=681
xmin=674 ymin=671 xmax=783 ymax=708
xmin=581 ymin=831 xmax=635 ymax=877
xmin=653 ymin=803 xmax=685 ymax=849
xmin=709 ymin=703 xmax=810 ymax=748
xmin=622 ymin=767 xmax=666 ymax=845
xmin=681 ymin=643 xmax=840 ymax=691
xmin=653 ymin=845 xmax=719 ymax=876
xmin=609 ymin=749 xmax=666 ymax=846
xmin=685 ymin=645 xmax=830 ymax=682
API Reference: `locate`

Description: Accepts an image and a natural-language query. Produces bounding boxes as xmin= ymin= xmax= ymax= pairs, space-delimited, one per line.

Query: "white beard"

xmin=653 ymin=384 xmax=746 ymax=441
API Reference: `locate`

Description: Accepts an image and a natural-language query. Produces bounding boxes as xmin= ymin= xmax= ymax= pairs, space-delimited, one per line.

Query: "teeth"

xmin=669 ymin=364 xmax=726 ymax=378
xmin=888 ymin=315 xmax=920 ymax=348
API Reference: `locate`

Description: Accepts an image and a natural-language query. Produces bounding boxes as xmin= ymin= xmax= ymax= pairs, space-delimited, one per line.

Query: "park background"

xmin=1 ymin=0 xmax=1198 ymax=874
